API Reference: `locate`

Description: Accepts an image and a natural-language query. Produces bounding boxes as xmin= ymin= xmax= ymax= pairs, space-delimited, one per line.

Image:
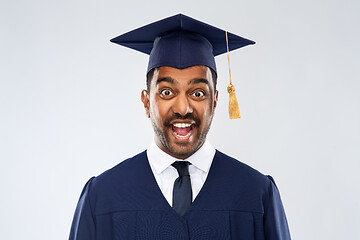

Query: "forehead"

xmin=153 ymin=66 xmax=212 ymax=85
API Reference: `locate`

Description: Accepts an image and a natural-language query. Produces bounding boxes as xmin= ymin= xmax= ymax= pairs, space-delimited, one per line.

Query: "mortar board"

xmin=110 ymin=14 xmax=255 ymax=119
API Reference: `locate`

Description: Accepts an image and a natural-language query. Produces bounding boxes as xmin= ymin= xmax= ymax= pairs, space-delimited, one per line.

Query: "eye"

xmin=160 ymin=89 xmax=174 ymax=98
xmin=192 ymin=90 xmax=205 ymax=98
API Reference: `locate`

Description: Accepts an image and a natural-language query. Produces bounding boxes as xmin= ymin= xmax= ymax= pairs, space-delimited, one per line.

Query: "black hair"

xmin=146 ymin=67 xmax=217 ymax=92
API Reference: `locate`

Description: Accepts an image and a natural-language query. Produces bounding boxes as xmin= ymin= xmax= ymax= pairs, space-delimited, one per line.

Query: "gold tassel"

xmin=228 ymin=83 xmax=241 ymax=119
xmin=225 ymin=31 xmax=241 ymax=119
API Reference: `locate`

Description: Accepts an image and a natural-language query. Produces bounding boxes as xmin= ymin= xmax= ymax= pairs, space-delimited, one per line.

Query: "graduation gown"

xmin=69 ymin=150 xmax=291 ymax=240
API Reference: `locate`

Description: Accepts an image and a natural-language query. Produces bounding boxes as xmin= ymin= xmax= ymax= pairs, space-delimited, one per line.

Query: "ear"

xmin=141 ymin=90 xmax=150 ymax=118
xmin=213 ymin=90 xmax=219 ymax=109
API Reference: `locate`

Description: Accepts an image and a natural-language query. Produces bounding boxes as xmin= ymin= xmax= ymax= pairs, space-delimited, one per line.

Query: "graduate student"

xmin=69 ymin=14 xmax=291 ymax=240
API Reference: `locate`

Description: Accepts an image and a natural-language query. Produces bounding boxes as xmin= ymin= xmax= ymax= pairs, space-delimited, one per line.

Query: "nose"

xmin=173 ymin=93 xmax=193 ymax=116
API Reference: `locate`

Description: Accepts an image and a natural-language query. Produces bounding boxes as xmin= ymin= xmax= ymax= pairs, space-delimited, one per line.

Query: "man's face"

xmin=141 ymin=65 xmax=218 ymax=159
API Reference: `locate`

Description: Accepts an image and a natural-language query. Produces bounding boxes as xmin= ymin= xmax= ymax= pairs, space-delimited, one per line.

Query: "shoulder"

xmin=79 ymin=151 xmax=148 ymax=200
xmin=214 ymin=150 xmax=272 ymax=187
xmin=89 ymin=151 xmax=148 ymax=190
xmin=83 ymin=151 xmax=156 ymax=214
xmin=194 ymin=150 xmax=276 ymax=212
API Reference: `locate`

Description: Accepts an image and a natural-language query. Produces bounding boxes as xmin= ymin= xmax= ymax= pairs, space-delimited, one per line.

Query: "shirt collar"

xmin=147 ymin=139 xmax=215 ymax=175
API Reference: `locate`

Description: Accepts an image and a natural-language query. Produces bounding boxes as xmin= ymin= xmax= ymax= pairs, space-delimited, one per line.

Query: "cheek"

xmin=194 ymin=101 xmax=213 ymax=119
xmin=150 ymin=98 xmax=171 ymax=120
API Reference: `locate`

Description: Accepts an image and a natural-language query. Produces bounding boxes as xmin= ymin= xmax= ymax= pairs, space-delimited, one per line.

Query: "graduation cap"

xmin=110 ymin=14 xmax=255 ymax=119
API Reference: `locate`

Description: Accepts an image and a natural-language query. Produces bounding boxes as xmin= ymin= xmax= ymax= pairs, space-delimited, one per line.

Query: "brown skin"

xmin=141 ymin=65 xmax=218 ymax=159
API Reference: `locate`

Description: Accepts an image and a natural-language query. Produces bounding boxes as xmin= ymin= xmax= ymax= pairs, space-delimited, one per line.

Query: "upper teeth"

xmin=173 ymin=123 xmax=192 ymax=128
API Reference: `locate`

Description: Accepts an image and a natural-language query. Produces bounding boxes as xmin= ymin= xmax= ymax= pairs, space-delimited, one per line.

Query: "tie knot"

xmin=172 ymin=161 xmax=190 ymax=177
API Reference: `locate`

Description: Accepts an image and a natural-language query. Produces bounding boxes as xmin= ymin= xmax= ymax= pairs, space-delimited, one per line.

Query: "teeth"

xmin=173 ymin=123 xmax=192 ymax=128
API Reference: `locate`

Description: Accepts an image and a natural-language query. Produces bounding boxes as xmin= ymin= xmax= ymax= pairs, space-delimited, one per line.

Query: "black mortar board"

xmin=110 ymin=14 xmax=255 ymax=74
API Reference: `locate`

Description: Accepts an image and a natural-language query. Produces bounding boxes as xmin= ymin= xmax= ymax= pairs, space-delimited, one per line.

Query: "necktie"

xmin=172 ymin=161 xmax=192 ymax=216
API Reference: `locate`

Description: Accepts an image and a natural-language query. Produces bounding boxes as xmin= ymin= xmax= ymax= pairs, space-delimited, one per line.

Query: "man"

xmin=69 ymin=14 xmax=291 ymax=239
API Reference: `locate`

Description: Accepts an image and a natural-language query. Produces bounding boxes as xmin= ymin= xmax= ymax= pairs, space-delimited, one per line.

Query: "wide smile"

xmin=171 ymin=122 xmax=194 ymax=141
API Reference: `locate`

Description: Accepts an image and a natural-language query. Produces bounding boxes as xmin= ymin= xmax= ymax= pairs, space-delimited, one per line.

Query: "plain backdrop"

xmin=1 ymin=0 xmax=359 ymax=239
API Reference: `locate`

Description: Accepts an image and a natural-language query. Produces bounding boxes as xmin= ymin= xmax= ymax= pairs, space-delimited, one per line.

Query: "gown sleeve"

xmin=69 ymin=177 xmax=96 ymax=240
xmin=264 ymin=176 xmax=291 ymax=240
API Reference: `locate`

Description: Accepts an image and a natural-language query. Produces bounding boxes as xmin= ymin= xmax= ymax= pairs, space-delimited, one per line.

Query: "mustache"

xmin=164 ymin=113 xmax=201 ymax=127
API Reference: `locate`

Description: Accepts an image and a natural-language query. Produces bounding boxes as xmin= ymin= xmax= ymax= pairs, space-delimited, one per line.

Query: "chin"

xmin=165 ymin=140 xmax=202 ymax=159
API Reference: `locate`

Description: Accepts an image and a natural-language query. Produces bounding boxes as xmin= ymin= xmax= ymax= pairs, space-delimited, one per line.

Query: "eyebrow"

xmin=189 ymin=78 xmax=209 ymax=85
xmin=156 ymin=77 xmax=175 ymax=85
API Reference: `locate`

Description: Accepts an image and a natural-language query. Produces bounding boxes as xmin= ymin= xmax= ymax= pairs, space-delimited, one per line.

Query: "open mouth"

xmin=171 ymin=122 xmax=193 ymax=139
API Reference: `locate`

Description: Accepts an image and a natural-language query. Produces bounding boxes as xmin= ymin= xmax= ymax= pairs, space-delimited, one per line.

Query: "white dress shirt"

xmin=146 ymin=139 xmax=216 ymax=206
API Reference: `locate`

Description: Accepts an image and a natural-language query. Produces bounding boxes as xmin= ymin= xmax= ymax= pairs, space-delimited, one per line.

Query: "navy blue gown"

xmin=69 ymin=150 xmax=291 ymax=239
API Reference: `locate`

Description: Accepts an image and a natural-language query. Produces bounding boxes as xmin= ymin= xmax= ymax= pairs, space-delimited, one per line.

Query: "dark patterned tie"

xmin=172 ymin=161 xmax=192 ymax=216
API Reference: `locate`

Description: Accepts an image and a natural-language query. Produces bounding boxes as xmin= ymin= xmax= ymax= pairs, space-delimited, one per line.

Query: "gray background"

xmin=1 ymin=0 xmax=359 ymax=239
